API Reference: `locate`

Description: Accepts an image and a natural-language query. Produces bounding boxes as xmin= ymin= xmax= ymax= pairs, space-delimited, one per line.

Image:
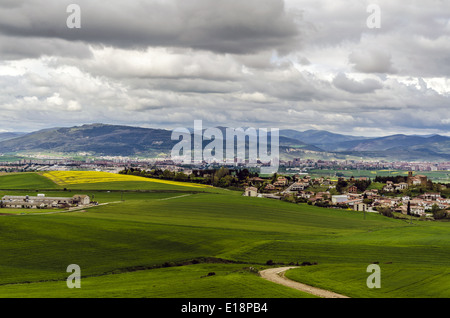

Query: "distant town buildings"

xmin=241 ymin=170 xmax=449 ymax=219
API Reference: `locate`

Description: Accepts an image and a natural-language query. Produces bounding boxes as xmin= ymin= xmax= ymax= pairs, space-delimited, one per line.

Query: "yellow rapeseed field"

xmin=42 ymin=171 xmax=209 ymax=188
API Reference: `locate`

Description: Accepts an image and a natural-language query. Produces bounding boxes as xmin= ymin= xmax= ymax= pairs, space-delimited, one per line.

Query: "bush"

xmin=433 ymin=210 xmax=448 ymax=220
xmin=266 ymin=260 xmax=274 ymax=265
xmin=162 ymin=262 xmax=175 ymax=268
xmin=378 ymin=207 xmax=394 ymax=218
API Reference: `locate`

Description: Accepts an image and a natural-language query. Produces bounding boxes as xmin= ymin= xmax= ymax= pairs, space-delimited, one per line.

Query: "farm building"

xmin=1 ymin=194 xmax=90 ymax=209
xmin=353 ymin=203 xmax=368 ymax=212
xmin=243 ymin=187 xmax=258 ymax=197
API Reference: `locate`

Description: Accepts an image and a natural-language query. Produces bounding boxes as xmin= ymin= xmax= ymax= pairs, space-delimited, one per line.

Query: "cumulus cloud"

xmin=333 ymin=73 xmax=383 ymax=94
xmin=0 ymin=0 xmax=449 ymax=137
xmin=349 ymin=49 xmax=396 ymax=74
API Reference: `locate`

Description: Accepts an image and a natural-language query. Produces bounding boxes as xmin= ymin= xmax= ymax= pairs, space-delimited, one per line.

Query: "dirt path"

xmin=158 ymin=194 xmax=193 ymax=201
xmin=259 ymin=266 xmax=349 ymax=298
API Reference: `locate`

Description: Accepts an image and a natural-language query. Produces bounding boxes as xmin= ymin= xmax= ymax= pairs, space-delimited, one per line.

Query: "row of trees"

xmin=119 ymin=167 xmax=256 ymax=189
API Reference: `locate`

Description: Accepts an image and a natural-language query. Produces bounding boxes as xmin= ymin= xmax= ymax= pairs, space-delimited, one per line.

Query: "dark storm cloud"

xmin=0 ymin=0 xmax=300 ymax=57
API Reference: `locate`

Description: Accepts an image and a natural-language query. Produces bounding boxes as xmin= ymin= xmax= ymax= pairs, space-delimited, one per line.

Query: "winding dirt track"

xmin=259 ymin=266 xmax=349 ymax=298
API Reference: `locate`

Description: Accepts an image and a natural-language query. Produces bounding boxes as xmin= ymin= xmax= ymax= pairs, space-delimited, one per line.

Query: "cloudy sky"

xmin=0 ymin=0 xmax=449 ymax=136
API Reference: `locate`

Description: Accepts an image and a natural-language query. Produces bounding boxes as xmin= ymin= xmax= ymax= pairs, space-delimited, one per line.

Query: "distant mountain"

xmin=279 ymin=129 xmax=369 ymax=151
xmin=193 ymin=126 xmax=321 ymax=150
xmin=0 ymin=124 xmax=448 ymax=161
xmin=320 ymin=134 xmax=450 ymax=161
xmin=0 ymin=132 xmax=26 ymax=142
xmin=332 ymin=134 xmax=448 ymax=152
xmin=0 ymin=124 xmax=323 ymax=158
xmin=280 ymin=129 xmax=450 ymax=161
xmin=0 ymin=124 xmax=176 ymax=156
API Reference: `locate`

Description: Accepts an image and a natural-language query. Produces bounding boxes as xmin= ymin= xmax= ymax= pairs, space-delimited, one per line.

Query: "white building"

xmin=243 ymin=187 xmax=258 ymax=197
xmin=332 ymin=195 xmax=348 ymax=204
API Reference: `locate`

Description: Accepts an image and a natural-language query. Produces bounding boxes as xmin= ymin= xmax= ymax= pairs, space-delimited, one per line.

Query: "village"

xmin=243 ymin=171 xmax=450 ymax=220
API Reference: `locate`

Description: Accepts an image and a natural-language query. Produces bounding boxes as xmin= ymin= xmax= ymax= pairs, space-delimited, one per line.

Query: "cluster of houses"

xmin=1 ymin=194 xmax=91 ymax=209
xmin=328 ymin=190 xmax=449 ymax=216
xmin=382 ymin=172 xmax=428 ymax=192
xmin=244 ymin=173 xmax=449 ymax=217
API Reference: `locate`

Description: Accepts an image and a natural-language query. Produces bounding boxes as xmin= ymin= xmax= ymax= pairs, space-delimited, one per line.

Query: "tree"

xmin=431 ymin=203 xmax=440 ymax=214
xmin=336 ymin=179 xmax=348 ymax=194
xmin=407 ymin=201 xmax=411 ymax=216
xmin=237 ymin=169 xmax=250 ymax=181
xmin=378 ymin=207 xmax=394 ymax=218
xmin=433 ymin=209 xmax=448 ymax=220
xmin=216 ymin=167 xmax=229 ymax=179
xmin=174 ymin=172 xmax=188 ymax=181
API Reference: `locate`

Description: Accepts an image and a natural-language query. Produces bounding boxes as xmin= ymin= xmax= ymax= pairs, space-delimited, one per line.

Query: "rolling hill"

xmin=0 ymin=172 xmax=449 ymax=298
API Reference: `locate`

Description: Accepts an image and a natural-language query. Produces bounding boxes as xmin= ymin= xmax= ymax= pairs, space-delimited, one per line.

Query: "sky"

xmin=0 ymin=0 xmax=449 ymax=137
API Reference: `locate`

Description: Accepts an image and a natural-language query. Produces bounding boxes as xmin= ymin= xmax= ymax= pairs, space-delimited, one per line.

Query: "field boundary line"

xmin=158 ymin=194 xmax=193 ymax=201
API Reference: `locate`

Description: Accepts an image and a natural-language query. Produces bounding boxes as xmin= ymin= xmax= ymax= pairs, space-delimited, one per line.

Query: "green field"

xmin=0 ymin=173 xmax=60 ymax=189
xmin=0 ymin=172 xmax=449 ymax=298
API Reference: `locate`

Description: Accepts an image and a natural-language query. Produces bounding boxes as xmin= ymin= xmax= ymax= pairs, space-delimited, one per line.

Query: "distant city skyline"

xmin=0 ymin=1 xmax=449 ymax=137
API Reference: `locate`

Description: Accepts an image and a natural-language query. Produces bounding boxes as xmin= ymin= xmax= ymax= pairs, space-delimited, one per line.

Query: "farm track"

xmin=259 ymin=267 xmax=349 ymax=298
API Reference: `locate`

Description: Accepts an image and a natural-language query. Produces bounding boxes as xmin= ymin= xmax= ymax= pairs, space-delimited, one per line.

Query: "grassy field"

xmin=0 ymin=172 xmax=60 ymax=189
xmin=0 ymin=172 xmax=449 ymax=298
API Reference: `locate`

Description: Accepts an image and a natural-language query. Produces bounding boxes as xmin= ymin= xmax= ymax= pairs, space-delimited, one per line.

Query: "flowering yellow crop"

xmin=42 ymin=171 xmax=209 ymax=188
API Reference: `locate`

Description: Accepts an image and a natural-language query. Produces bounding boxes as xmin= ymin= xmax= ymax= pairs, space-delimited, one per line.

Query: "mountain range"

xmin=0 ymin=123 xmax=449 ymax=161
